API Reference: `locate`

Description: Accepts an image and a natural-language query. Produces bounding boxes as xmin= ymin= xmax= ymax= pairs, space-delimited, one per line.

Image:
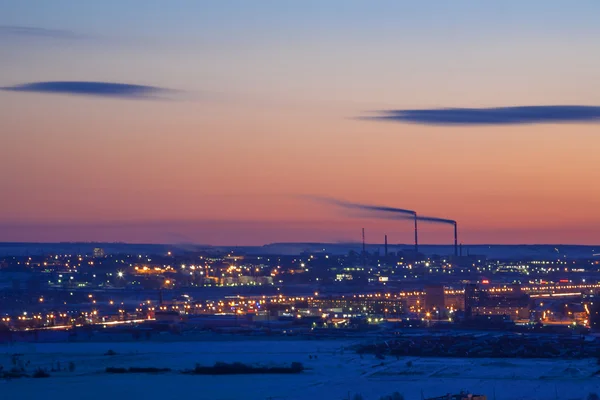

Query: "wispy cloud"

xmin=0 ymin=25 xmax=86 ymax=40
xmin=366 ymin=106 xmax=600 ymax=126
xmin=1 ymin=81 xmax=175 ymax=99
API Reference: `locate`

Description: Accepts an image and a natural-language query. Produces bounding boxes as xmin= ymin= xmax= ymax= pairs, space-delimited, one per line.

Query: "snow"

xmin=2 ymin=339 xmax=600 ymax=400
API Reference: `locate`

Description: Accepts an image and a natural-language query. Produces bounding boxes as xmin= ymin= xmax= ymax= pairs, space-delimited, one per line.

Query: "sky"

xmin=1 ymin=0 xmax=600 ymax=246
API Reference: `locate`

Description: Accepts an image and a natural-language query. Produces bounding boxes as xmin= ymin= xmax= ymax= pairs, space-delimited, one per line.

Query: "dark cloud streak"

xmin=385 ymin=213 xmax=456 ymax=226
xmin=304 ymin=195 xmax=416 ymax=216
xmin=306 ymin=196 xmax=456 ymax=226
xmin=0 ymin=25 xmax=85 ymax=40
xmin=353 ymin=209 xmax=455 ymax=226
xmin=367 ymin=106 xmax=600 ymax=126
xmin=1 ymin=81 xmax=174 ymax=99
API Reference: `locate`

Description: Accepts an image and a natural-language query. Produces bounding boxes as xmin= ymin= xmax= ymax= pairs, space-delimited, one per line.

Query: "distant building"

xmin=155 ymin=310 xmax=181 ymax=323
xmin=471 ymin=304 xmax=529 ymax=320
xmin=464 ymin=283 xmax=530 ymax=321
xmin=462 ymin=314 xmax=515 ymax=329
xmin=444 ymin=290 xmax=465 ymax=311
xmin=424 ymin=285 xmax=445 ymax=313
xmin=464 ymin=283 xmax=479 ymax=317
xmin=308 ymin=295 xmax=405 ymax=316
xmin=93 ymin=248 xmax=105 ymax=258
xmin=590 ymin=301 xmax=600 ymax=332
xmin=222 ymin=276 xmax=273 ymax=286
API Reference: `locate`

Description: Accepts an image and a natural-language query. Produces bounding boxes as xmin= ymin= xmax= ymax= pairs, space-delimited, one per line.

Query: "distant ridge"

xmin=0 ymin=242 xmax=597 ymax=259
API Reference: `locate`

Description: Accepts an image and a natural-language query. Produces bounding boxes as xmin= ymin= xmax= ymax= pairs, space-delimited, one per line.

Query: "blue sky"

xmin=4 ymin=1 xmax=600 ymax=46
xmin=4 ymin=0 xmax=600 ymax=107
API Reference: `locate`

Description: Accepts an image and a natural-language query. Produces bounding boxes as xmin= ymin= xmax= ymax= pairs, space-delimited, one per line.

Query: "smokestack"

xmin=414 ymin=214 xmax=419 ymax=254
xmin=320 ymin=198 xmax=459 ymax=259
xmin=454 ymin=222 xmax=458 ymax=257
xmin=314 ymin=198 xmax=419 ymax=255
xmin=384 ymin=234 xmax=388 ymax=257
xmin=362 ymin=228 xmax=366 ymax=267
xmin=405 ymin=214 xmax=457 ymax=258
xmin=362 ymin=228 xmax=365 ymax=254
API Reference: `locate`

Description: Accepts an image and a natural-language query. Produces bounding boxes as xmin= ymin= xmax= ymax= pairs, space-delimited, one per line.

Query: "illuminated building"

xmin=424 ymin=285 xmax=445 ymax=314
xmin=464 ymin=283 xmax=530 ymax=320
xmin=308 ymin=296 xmax=405 ymax=316
xmin=590 ymin=301 xmax=600 ymax=332
xmin=93 ymin=248 xmax=105 ymax=258
xmin=464 ymin=283 xmax=479 ymax=317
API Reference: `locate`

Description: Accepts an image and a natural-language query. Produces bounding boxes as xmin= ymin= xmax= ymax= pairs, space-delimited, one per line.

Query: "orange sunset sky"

xmin=1 ymin=1 xmax=600 ymax=245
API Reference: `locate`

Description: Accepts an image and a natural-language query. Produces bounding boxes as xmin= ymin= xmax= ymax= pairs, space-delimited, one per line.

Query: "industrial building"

xmin=464 ymin=283 xmax=531 ymax=321
xmin=308 ymin=295 xmax=405 ymax=317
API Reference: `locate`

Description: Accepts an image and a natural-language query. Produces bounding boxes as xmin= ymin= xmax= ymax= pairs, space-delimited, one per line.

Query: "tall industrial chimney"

xmin=384 ymin=234 xmax=388 ymax=257
xmin=362 ymin=228 xmax=366 ymax=267
xmin=362 ymin=228 xmax=365 ymax=254
xmin=414 ymin=214 xmax=419 ymax=254
xmin=453 ymin=222 xmax=458 ymax=257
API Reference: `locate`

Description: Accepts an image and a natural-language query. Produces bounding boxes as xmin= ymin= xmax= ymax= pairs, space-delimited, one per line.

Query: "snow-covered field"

xmin=2 ymin=339 xmax=600 ymax=400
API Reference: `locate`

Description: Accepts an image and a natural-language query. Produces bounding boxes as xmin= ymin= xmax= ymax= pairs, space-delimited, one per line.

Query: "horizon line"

xmin=0 ymin=241 xmax=598 ymax=247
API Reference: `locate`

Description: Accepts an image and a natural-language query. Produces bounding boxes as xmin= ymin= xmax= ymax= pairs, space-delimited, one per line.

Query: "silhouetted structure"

xmin=464 ymin=283 xmax=479 ymax=318
xmin=414 ymin=214 xmax=419 ymax=254
xmin=464 ymin=283 xmax=530 ymax=320
xmin=384 ymin=235 xmax=388 ymax=257
xmin=590 ymin=301 xmax=600 ymax=333
xmin=362 ymin=228 xmax=366 ymax=267
xmin=453 ymin=222 xmax=458 ymax=257
xmin=425 ymin=285 xmax=446 ymax=315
